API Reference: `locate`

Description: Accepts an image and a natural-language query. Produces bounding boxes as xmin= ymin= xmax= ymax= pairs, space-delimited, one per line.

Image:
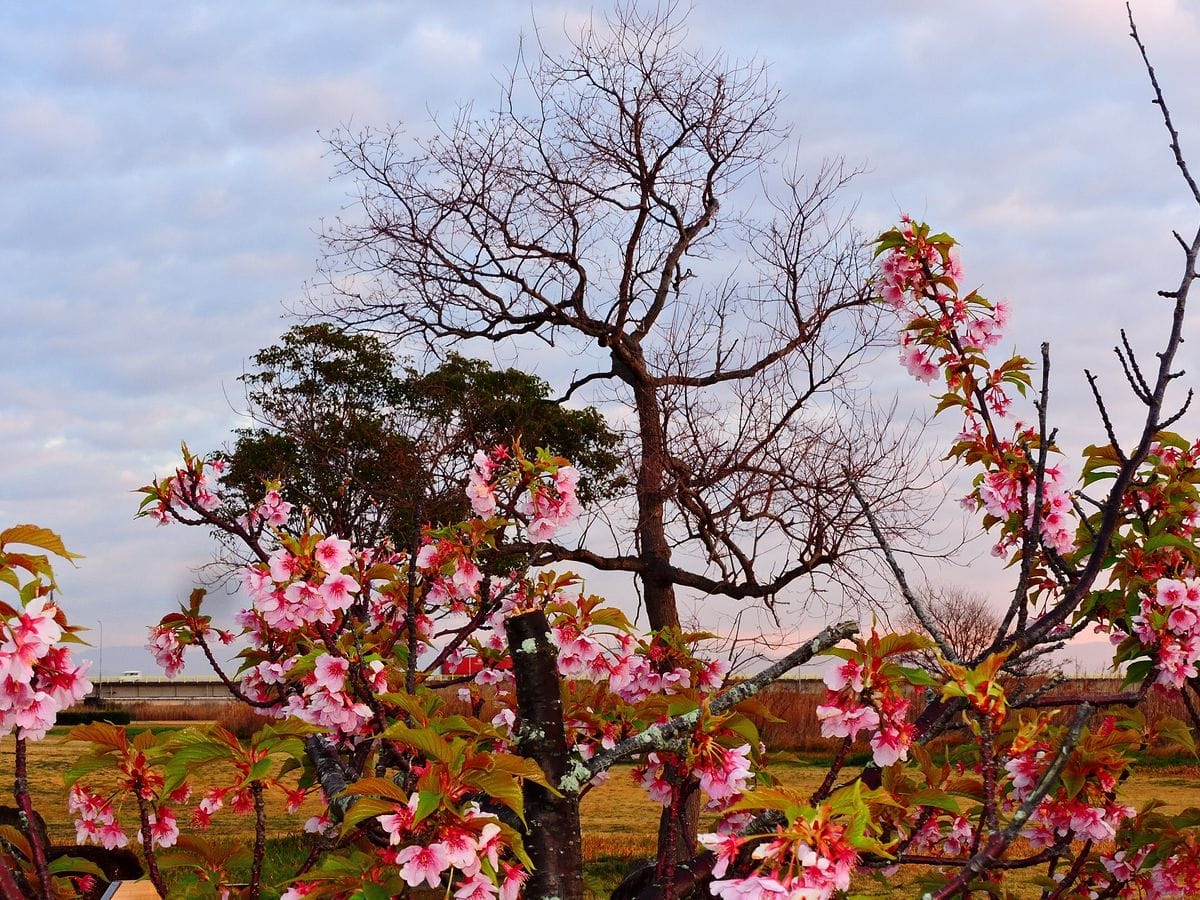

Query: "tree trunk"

xmin=628 ymin=368 xmax=679 ymax=632
xmin=506 ymin=611 xmax=584 ymax=900
xmin=627 ymin=373 xmax=703 ymax=862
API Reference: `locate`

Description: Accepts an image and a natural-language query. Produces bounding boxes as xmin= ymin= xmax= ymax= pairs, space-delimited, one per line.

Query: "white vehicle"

xmin=120 ymin=670 xmax=142 ymax=677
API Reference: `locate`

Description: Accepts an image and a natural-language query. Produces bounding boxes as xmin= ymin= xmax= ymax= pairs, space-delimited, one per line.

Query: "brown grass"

xmin=746 ymin=677 xmax=1198 ymax=755
xmin=122 ymin=701 xmax=266 ymax=739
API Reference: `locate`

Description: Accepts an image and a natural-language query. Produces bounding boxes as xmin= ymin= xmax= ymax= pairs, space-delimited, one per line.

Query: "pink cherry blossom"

xmin=313 ymin=654 xmax=349 ymax=693
xmin=695 ymin=744 xmax=753 ymax=807
xmin=822 ymin=659 xmax=865 ymax=693
xmin=304 ymin=812 xmax=333 ymax=835
xmin=268 ymin=548 xmax=302 ymax=583
xmin=146 ymin=625 xmax=185 ymax=678
xmin=498 ymin=863 xmax=528 ymax=900
xmin=149 ymin=807 xmax=180 ymax=848
xmin=397 ymin=842 xmax=451 ymax=889
xmin=815 ymin=702 xmax=879 ymax=741
xmin=318 ymin=572 xmax=360 ymax=610
xmin=314 ymin=536 xmax=353 ymax=574
xmin=709 ymin=874 xmax=794 ymax=899
xmin=378 ymin=794 xmax=419 ymax=844
xmin=474 ymin=822 xmax=503 ymax=873
xmin=455 ymin=874 xmax=498 ymax=900
xmin=869 ymin=723 xmax=912 ymax=766
xmin=900 ymin=345 xmax=939 ymax=383
xmin=98 ymin=821 xmax=129 ymax=850
xmin=439 ymin=826 xmax=480 ymax=871
xmin=698 ymin=832 xmax=742 ymax=878
xmin=467 ymin=471 xmax=497 ymax=516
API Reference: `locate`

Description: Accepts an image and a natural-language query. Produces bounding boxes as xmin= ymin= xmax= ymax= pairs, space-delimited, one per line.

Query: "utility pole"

xmin=97 ymin=619 xmax=103 ymax=704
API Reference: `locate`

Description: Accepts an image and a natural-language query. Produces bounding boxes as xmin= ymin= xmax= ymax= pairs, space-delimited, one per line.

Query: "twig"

xmin=1128 ymin=3 xmax=1200 ymax=205
xmin=923 ymin=703 xmax=1090 ymax=900
xmin=1116 ymin=329 xmax=1152 ymax=402
xmin=0 ymin=858 xmax=24 ymax=900
xmin=809 ymin=737 xmax=852 ymax=805
xmin=249 ymin=781 xmax=266 ymax=899
xmin=132 ymin=773 xmax=168 ymax=897
xmin=1046 ymin=839 xmax=1095 ymax=900
xmin=581 ymin=620 xmax=858 ymax=783
xmin=849 ymin=480 xmax=958 ymax=662
xmin=1006 ymin=344 xmax=1053 ymax=637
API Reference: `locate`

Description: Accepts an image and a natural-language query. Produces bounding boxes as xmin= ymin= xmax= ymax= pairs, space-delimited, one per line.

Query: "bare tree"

xmin=312 ymin=4 xmax=927 ymax=858
xmin=315 ymin=4 xmax=923 ymax=633
xmin=894 ymin=586 xmax=1053 ymax=678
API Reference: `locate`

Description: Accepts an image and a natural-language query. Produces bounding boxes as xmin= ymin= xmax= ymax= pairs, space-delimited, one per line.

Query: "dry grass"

xmin=747 ymin=677 xmax=1199 ymax=755
xmin=751 ymin=682 xmax=839 ymax=752
xmin=95 ymin=702 xmax=266 ymax=739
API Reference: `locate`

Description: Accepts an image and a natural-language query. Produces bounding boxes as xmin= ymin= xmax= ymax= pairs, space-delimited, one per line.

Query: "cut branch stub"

xmin=505 ymin=610 xmax=584 ymax=900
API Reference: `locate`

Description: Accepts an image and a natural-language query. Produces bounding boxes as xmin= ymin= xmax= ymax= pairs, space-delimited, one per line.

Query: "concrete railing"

xmin=91 ymin=676 xmax=241 ymax=704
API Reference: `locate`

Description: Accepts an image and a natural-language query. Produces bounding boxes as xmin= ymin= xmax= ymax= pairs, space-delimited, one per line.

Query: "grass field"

xmin=6 ymin=727 xmax=1200 ymax=898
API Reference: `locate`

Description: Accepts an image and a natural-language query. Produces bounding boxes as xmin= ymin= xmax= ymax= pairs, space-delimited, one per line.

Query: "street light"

xmin=97 ymin=619 xmax=103 ymax=704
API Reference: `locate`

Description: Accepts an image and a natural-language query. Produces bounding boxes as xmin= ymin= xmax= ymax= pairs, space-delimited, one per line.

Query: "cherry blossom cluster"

xmin=521 ymin=463 xmax=580 ymax=542
xmin=699 ymin=808 xmax=859 ymax=900
xmin=815 ymin=651 xmax=915 ymax=767
xmin=145 ymin=603 xmax=234 ymax=679
xmin=0 ymin=597 xmax=91 ymax=740
xmin=192 ymin=783 xmax=263 ymax=828
xmin=1080 ymin=435 xmax=1200 ymax=690
xmin=635 ymin=740 xmax=753 ymax=811
xmin=1022 ymin=795 xmax=1134 ymax=849
xmin=877 ymin=218 xmax=1007 ymax=400
xmin=1082 ymin=839 xmax=1200 ymax=898
xmin=1130 ymin=577 xmax=1200 ymax=689
xmin=975 ymin=456 xmax=1075 ymax=558
xmin=146 ymin=623 xmax=185 ymax=677
xmin=371 ymin=802 xmax=527 ymax=898
xmin=466 ymin=444 xmax=581 ymax=541
xmin=244 ymin=487 xmax=293 ymax=529
xmin=277 ymin=652 xmax=385 ymax=736
xmin=557 ymin=627 xmax=722 ymax=704
xmin=1001 ymin=715 xmax=1135 ymax=850
xmin=145 ymin=453 xmax=227 ymax=525
xmin=877 ymin=221 xmax=1076 ymax=568
xmin=69 ymin=785 xmax=131 ymax=850
xmin=900 ymin=813 xmax=976 ymax=859
xmin=244 ymin=536 xmax=361 ymax=633
xmin=70 ymin=769 xmax=188 ymax=852
xmin=1120 ymin=438 xmax=1200 ymax=541
xmin=416 ymin=536 xmax=484 ymax=609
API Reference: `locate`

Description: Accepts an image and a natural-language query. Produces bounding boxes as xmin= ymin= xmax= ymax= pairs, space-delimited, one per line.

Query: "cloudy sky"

xmin=3 ymin=1 xmax=1199 ymax=675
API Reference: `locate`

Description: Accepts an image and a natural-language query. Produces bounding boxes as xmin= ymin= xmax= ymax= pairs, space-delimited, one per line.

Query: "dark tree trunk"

xmin=627 ymin=370 xmax=700 ymax=861
xmin=506 ymin=611 xmax=584 ymax=900
xmin=629 ymin=375 xmax=679 ymax=632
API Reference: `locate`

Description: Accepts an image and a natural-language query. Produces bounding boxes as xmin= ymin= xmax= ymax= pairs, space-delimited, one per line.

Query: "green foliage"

xmin=220 ymin=324 xmax=623 ymax=548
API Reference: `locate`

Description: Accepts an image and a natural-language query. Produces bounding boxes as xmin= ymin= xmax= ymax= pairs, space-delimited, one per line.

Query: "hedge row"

xmin=55 ymin=709 xmax=132 ymax=726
